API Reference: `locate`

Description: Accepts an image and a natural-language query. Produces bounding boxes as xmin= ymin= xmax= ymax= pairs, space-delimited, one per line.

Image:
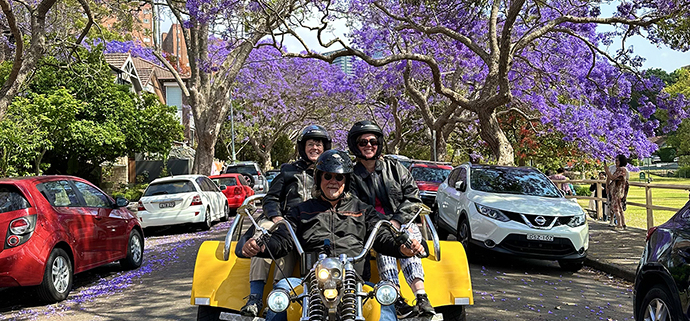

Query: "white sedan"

xmin=435 ymin=164 xmax=588 ymax=271
xmin=137 ymin=175 xmax=229 ymax=230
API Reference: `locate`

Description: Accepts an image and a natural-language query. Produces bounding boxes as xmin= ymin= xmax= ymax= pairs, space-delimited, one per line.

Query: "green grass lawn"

xmin=576 ymin=175 xmax=690 ymax=229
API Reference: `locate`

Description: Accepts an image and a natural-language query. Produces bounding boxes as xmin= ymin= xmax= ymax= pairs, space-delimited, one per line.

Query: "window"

xmin=38 ymin=181 xmax=81 ymax=207
xmin=410 ymin=167 xmax=452 ymax=183
xmin=447 ymin=168 xmax=461 ymax=187
xmin=144 ymin=181 xmax=196 ymax=196
xmin=0 ymin=185 xmax=31 ymax=214
xmin=205 ymin=177 xmax=219 ymax=191
xmin=197 ymin=177 xmax=217 ymax=192
xmin=73 ymin=181 xmax=110 ymax=208
xmin=225 ymin=165 xmax=258 ymax=175
xmin=212 ymin=177 xmax=237 ymax=187
xmin=143 ymin=18 xmax=149 ymax=23
xmin=458 ymin=168 xmax=467 ymax=185
xmin=469 ymin=167 xmax=560 ymax=197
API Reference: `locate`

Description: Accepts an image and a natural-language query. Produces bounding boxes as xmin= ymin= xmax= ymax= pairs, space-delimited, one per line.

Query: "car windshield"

xmin=225 ymin=165 xmax=258 ymax=175
xmin=212 ymin=177 xmax=237 ymax=186
xmin=144 ymin=181 xmax=196 ymax=196
xmin=411 ymin=167 xmax=451 ymax=183
xmin=0 ymin=184 xmax=31 ymax=214
xmin=470 ymin=167 xmax=561 ymax=197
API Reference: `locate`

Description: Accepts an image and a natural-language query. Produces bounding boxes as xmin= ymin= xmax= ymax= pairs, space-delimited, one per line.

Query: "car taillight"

xmin=5 ymin=215 xmax=37 ymax=249
xmin=234 ymin=186 xmax=242 ymax=195
xmin=9 ymin=217 xmax=30 ymax=234
xmin=137 ymin=201 xmax=145 ymax=211
xmin=191 ymin=195 xmax=203 ymax=206
xmin=646 ymin=226 xmax=658 ymax=241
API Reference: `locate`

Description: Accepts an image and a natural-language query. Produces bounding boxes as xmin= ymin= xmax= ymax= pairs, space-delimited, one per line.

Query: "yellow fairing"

xmin=190 ymin=240 xmax=472 ymax=319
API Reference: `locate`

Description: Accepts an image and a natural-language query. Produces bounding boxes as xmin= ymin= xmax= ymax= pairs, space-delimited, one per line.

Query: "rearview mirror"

xmin=454 ymin=181 xmax=466 ymax=192
xmin=114 ymin=197 xmax=129 ymax=208
xmin=219 ymin=185 xmax=227 ymax=190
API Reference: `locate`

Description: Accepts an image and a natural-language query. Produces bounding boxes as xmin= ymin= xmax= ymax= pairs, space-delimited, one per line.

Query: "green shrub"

xmin=574 ymin=185 xmax=590 ymax=196
xmin=112 ymin=182 xmax=149 ymax=202
xmin=676 ymin=166 xmax=690 ymax=178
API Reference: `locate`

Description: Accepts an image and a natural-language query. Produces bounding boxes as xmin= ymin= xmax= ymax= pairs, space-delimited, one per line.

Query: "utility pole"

xmin=230 ymin=95 xmax=236 ymax=163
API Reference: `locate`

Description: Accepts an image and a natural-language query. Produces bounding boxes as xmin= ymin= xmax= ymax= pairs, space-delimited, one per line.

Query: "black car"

xmin=634 ymin=200 xmax=690 ymax=321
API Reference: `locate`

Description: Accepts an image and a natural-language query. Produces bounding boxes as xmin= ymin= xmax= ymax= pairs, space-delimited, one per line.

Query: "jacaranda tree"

xmin=264 ymin=0 xmax=690 ymax=165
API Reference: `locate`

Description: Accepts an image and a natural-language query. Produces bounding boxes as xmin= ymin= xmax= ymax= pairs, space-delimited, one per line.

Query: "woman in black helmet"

xmin=240 ymin=125 xmax=332 ymax=317
xmin=241 ymin=149 xmax=425 ymax=321
xmin=347 ymin=120 xmax=435 ymax=318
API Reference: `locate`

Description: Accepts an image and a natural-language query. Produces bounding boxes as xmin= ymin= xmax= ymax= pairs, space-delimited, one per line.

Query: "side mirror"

xmin=219 ymin=185 xmax=227 ymax=190
xmin=115 ymin=197 xmax=129 ymax=208
xmin=454 ymin=181 xmax=466 ymax=192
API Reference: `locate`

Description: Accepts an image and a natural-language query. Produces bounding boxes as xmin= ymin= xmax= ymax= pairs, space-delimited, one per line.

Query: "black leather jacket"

xmin=261 ymin=195 xmax=410 ymax=275
xmin=263 ymin=159 xmax=314 ymax=220
xmin=350 ymin=157 xmax=422 ymax=225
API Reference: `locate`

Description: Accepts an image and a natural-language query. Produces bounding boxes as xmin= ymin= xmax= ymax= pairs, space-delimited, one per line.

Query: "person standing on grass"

xmin=604 ymin=154 xmax=629 ymax=229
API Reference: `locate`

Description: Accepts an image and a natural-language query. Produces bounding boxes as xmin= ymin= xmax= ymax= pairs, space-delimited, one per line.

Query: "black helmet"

xmin=347 ymin=120 xmax=383 ymax=160
xmin=297 ymin=125 xmax=332 ymax=162
xmin=314 ymin=150 xmax=353 ymax=199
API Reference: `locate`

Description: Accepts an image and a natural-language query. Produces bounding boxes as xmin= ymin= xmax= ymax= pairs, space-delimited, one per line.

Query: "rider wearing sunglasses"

xmin=241 ymin=149 xmax=425 ymax=321
xmin=347 ymin=120 xmax=436 ymax=318
xmin=240 ymin=125 xmax=332 ymax=317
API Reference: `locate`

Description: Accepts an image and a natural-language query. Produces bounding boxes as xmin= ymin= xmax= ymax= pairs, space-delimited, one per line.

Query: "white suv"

xmin=435 ymin=163 xmax=588 ymax=271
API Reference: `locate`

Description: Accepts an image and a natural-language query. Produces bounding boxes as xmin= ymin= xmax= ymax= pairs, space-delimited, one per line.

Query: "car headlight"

xmin=267 ymin=289 xmax=290 ymax=312
xmin=475 ymin=203 xmax=510 ymax=222
xmin=375 ymin=282 xmax=399 ymax=306
xmin=568 ymin=212 xmax=586 ymax=227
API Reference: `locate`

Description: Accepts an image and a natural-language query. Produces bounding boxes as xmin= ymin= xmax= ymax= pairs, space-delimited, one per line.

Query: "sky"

xmin=160 ymin=7 xmax=689 ymax=73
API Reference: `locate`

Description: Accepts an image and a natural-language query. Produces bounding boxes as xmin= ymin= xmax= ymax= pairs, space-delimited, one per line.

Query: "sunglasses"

xmin=357 ymin=138 xmax=379 ymax=147
xmin=323 ymin=173 xmax=346 ymax=182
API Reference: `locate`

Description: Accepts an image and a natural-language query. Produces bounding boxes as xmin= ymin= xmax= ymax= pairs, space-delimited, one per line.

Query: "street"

xmin=0 ymin=219 xmax=634 ymax=321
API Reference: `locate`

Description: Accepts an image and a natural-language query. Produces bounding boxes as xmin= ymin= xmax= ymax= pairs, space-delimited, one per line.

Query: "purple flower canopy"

xmin=334 ymin=0 xmax=690 ymax=159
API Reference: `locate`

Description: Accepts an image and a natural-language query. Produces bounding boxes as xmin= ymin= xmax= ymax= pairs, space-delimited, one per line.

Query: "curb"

xmin=584 ymin=257 xmax=636 ymax=282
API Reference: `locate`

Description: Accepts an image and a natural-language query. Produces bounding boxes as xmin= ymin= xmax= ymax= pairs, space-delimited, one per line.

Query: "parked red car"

xmin=409 ymin=162 xmax=453 ymax=208
xmin=209 ymin=174 xmax=255 ymax=212
xmin=0 ymin=175 xmax=144 ymax=303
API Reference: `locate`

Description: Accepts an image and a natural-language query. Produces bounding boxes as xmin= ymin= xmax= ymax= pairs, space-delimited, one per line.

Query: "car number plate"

xmin=527 ymin=234 xmax=554 ymax=242
xmin=159 ymin=201 xmax=175 ymax=208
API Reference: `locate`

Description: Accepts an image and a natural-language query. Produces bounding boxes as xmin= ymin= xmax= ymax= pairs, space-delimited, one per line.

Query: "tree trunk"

xmin=432 ymin=128 xmax=448 ymax=161
xmin=192 ymin=119 xmax=218 ymax=175
xmin=478 ymin=110 xmax=514 ymax=166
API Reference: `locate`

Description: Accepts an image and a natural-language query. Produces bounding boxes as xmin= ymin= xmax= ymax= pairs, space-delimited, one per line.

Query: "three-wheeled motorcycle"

xmin=190 ymin=195 xmax=473 ymax=320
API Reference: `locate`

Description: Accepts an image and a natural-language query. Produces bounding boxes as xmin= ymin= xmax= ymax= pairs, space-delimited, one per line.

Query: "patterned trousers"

xmin=376 ymin=223 xmax=425 ymax=286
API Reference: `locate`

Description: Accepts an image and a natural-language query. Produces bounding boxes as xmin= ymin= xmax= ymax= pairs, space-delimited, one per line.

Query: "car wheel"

xmin=435 ymin=305 xmax=466 ymax=321
xmin=120 ymin=229 xmax=144 ymax=270
xmin=457 ymin=216 xmax=471 ymax=252
xmin=200 ymin=207 xmax=212 ymax=230
xmin=196 ymin=305 xmax=223 ymax=321
xmin=220 ymin=203 xmax=230 ymax=222
xmin=432 ymin=205 xmax=449 ymax=240
xmin=558 ymin=258 xmax=585 ymax=272
xmin=36 ymin=248 xmax=73 ymax=303
xmin=640 ymin=285 xmax=677 ymax=321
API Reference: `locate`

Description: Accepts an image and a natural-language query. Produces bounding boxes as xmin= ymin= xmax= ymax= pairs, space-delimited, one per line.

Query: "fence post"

xmin=596 ymin=182 xmax=603 ymax=220
xmin=646 ymin=184 xmax=654 ymax=229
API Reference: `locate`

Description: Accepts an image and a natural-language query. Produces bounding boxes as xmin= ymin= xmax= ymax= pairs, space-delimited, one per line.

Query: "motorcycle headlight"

xmin=475 ymin=203 xmax=510 ymax=222
xmin=374 ymin=282 xmax=398 ymax=306
xmin=568 ymin=212 xmax=586 ymax=227
xmin=318 ymin=268 xmax=330 ymax=280
xmin=323 ymin=288 xmax=338 ymax=299
xmin=267 ymin=289 xmax=290 ymax=313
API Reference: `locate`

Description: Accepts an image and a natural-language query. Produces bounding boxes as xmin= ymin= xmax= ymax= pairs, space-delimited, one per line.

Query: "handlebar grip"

xmin=397 ymin=232 xmax=427 ymax=258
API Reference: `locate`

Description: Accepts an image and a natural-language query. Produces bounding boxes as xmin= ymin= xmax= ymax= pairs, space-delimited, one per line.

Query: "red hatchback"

xmin=409 ymin=162 xmax=453 ymax=208
xmin=209 ymin=174 xmax=255 ymax=211
xmin=0 ymin=175 xmax=144 ymax=303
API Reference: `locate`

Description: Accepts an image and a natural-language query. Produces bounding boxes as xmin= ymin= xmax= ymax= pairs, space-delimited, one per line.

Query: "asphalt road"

xmin=0 ymin=219 xmax=634 ymax=321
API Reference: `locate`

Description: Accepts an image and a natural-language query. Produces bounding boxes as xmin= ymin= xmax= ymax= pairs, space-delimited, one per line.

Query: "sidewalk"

xmin=584 ymin=218 xmax=646 ymax=282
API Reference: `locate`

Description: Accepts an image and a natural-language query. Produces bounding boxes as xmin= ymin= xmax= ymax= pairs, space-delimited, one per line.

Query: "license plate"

xmin=159 ymin=201 xmax=175 ymax=208
xmin=527 ymin=234 xmax=554 ymax=242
